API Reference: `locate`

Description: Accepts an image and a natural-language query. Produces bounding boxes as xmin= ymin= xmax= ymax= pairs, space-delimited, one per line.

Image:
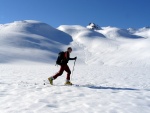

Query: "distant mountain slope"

xmin=0 ymin=20 xmax=72 ymax=63
xmin=58 ymin=25 xmax=150 ymax=67
xmin=0 ymin=20 xmax=150 ymax=66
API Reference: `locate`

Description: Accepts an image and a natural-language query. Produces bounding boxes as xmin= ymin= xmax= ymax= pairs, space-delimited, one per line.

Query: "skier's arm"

xmin=68 ymin=52 xmax=77 ymax=60
xmin=69 ymin=57 xmax=77 ymax=60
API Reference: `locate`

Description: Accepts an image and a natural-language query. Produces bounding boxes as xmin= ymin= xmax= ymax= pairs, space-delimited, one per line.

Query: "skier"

xmin=48 ymin=47 xmax=77 ymax=85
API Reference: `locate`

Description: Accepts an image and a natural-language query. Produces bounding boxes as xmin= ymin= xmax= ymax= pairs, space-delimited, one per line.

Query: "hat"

xmin=67 ymin=47 xmax=72 ymax=50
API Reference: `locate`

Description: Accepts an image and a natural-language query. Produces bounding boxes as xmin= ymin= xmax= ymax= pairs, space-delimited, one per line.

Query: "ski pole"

xmin=71 ymin=59 xmax=76 ymax=80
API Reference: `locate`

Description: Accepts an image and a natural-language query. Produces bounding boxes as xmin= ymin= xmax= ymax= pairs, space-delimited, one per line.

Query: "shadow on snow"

xmin=82 ymin=85 xmax=139 ymax=91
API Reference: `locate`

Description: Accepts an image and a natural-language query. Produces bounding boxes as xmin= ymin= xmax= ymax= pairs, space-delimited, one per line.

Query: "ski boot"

xmin=48 ymin=77 xmax=53 ymax=85
xmin=65 ymin=80 xmax=73 ymax=85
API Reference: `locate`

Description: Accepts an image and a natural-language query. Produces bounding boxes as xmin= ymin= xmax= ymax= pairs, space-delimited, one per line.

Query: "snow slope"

xmin=0 ymin=64 xmax=150 ymax=113
xmin=0 ymin=20 xmax=72 ymax=63
xmin=58 ymin=25 xmax=150 ymax=67
xmin=1 ymin=20 xmax=150 ymax=66
xmin=0 ymin=20 xmax=150 ymax=113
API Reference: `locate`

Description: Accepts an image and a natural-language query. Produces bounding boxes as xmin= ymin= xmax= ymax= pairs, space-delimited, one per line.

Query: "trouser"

xmin=53 ymin=64 xmax=71 ymax=80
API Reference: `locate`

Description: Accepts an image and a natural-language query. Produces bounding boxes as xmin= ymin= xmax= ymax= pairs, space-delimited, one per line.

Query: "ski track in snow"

xmin=0 ymin=64 xmax=150 ymax=113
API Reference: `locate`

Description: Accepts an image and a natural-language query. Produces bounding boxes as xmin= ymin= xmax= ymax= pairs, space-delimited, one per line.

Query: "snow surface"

xmin=0 ymin=20 xmax=150 ymax=113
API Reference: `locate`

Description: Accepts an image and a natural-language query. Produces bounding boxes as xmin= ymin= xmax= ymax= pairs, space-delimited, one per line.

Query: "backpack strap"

xmin=64 ymin=51 xmax=68 ymax=59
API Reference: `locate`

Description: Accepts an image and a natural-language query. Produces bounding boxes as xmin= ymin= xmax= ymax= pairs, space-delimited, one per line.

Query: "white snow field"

xmin=0 ymin=20 xmax=150 ymax=113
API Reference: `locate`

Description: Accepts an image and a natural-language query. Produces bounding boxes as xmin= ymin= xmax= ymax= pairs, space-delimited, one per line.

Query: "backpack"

xmin=56 ymin=51 xmax=65 ymax=65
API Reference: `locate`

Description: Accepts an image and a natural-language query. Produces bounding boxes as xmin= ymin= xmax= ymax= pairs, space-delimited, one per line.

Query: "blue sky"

xmin=0 ymin=0 xmax=150 ymax=28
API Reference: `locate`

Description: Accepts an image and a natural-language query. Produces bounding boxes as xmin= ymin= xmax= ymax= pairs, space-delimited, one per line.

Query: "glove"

xmin=74 ymin=57 xmax=77 ymax=60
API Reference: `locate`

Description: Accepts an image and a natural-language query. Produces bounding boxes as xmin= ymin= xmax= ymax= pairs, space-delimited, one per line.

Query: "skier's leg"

xmin=48 ymin=65 xmax=65 ymax=85
xmin=53 ymin=65 xmax=65 ymax=79
xmin=64 ymin=65 xmax=71 ymax=81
